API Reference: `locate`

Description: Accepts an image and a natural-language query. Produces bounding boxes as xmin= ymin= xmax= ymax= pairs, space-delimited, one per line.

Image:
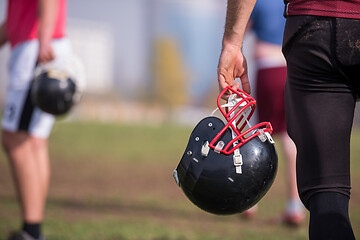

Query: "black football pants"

xmin=283 ymin=16 xmax=359 ymax=239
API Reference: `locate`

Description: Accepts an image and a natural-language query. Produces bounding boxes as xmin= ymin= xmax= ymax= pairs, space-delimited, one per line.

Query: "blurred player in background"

xmin=241 ymin=0 xmax=304 ymax=226
xmin=218 ymin=0 xmax=358 ymax=238
xmin=0 ymin=0 xmax=71 ymax=239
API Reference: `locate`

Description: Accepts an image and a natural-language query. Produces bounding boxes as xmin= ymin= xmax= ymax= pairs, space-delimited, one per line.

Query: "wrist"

xmin=38 ymin=34 xmax=52 ymax=45
xmin=222 ymin=37 xmax=243 ymax=53
xmin=222 ymin=30 xmax=244 ymax=49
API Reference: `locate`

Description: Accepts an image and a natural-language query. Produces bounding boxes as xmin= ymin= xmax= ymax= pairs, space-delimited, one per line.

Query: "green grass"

xmin=0 ymin=120 xmax=359 ymax=239
xmin=49 ymin=121 xmax=191 ymax=164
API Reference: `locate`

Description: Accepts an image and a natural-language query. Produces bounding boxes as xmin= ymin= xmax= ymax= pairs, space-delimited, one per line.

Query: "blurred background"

xmin=0 ymin=0 xmax=234 ymax=125
xmin=0 ymin=0 xmax=359 ymax=124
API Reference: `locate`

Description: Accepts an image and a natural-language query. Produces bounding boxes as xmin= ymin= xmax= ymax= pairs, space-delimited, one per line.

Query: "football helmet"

xmin=31 ymin=57 xmax=85 ymax=116
xmin=31 ymin=68 xmax=76 ymax=115
xmin=173 ymin=87 xmax=278 ymax=215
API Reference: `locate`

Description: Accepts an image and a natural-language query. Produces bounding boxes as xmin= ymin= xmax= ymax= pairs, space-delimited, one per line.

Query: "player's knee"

xmin=30 ymin=137 xmax=48 ymax=151
xmin=297 ymin=191 xmax=309 ymax=210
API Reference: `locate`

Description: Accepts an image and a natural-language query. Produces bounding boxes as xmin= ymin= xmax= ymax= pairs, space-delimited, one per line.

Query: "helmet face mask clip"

xmin=173 ymin=87 xmax=278 ymax=215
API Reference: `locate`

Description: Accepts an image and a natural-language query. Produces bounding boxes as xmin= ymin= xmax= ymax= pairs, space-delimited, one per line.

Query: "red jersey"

xmin=286 ymin=0 xmax=360 ymax=19
xmin=6 ymin=0 xmax=67 ymax=48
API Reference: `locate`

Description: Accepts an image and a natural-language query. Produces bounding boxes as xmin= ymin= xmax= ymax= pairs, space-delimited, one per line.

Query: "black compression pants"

xmin=283 ymin=16 xmax=359 ymax=239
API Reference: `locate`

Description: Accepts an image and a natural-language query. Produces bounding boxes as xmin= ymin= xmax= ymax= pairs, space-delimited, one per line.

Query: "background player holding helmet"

xmin=0 ymin=0 xmax=78 ymax=239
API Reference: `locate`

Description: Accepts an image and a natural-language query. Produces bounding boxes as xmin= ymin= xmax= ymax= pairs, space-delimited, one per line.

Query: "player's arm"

xmin=37 ymin=0 xmax=58 ymax=63
xmin=0 ymin=21 xmax=8 ymax=47
xmin=217 ymin=0 xmax=257 ymax=98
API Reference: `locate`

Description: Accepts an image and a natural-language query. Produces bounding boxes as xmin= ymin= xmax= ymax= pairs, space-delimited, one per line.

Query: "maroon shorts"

xmin=255 ymin=66 xmax=287 ymax=134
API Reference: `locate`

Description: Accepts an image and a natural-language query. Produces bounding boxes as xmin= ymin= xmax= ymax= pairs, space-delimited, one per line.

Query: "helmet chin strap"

xmin=211 ymin=94 xmax=252 ymax=174
xmin=228 ymin=94 xmax=245 ymax=174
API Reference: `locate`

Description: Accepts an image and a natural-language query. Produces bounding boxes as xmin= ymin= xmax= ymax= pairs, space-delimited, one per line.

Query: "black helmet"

xmin=173 ymin=87 xmax=278 ymax=215
xmin=31 ymin=68 xmax=77 ymax=115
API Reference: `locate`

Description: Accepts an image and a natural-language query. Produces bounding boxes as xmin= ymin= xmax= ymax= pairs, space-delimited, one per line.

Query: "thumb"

xmin=240 ymin=73 xmax=251 ymax=94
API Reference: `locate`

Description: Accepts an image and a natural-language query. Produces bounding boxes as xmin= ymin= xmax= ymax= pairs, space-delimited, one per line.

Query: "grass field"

xmin=0 ymin=120 xmax=359 ymax=239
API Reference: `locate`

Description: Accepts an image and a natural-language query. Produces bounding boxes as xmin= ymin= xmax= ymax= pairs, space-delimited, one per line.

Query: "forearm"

xmin=217 ymin=0 xmax=256 ymax=96
xmin=37 ymin=0 xmax=58 ymax=44
xmin=223 ymin=0 xmax=257 ymax=47
xmin=0 ymin=22 xmax=8 ymax=47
